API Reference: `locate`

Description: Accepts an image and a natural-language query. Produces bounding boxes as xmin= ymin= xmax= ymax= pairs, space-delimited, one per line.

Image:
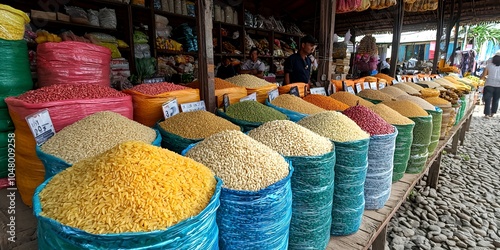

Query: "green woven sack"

xmin=427 ymin=108 xmax=443 ymax=155
xmin=392 ymin=123 xmax=414 ymax=182
xmin=406 ymin=115 xmax=433 ymax=174
xmin=0 ymin=108 xmax=14 ymax=132
xmin=216 ymin=109 xmax=265 ymax=133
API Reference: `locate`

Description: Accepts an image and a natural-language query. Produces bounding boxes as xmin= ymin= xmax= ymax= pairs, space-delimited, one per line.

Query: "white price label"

xmin=396 ymin=75 xmax=403 ymax=82
xmin=378 ymin=83 xmax=386 ymax=89
xmin=181 ymin=100 xmax=206 ymax=112
xmin=310 ymin=87 xmax=327 ymax=96
xmin=392 ymin=79 xmax=398 ymax=85
xmin=240 ymin=92 xmax=257 ymax=102
xmin=162 ymin=98 xmax=179 ymax=119
xmin=25 ymin=109 xmax=55 ymax=146
xmin=370 ymin=82 xmax=378 ymax=90
xmin=346 ymin=86 xmax=356 ymax=94
xmin=355 ymin=83 xmax=362 ymax=93
xmin=268 ymin=89 xmax=279 ymax=101
xmin=364 ymin=82 xmax=370 ymax=89
xmin=413 ymin=76 xmax=419 ymax=82
xmin=425 ymin=77 xmax=431 ymax=81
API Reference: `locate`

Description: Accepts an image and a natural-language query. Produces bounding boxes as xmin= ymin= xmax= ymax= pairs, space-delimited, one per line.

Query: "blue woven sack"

xmin=265 ymin=99 xmax=308 ymax=122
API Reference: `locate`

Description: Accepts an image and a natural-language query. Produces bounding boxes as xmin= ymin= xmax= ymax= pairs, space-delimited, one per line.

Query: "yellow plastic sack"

xmin=123 ymin=89 xmax=200 ymax=127
xmin=356 ymin=0 xmax=371 ymax=11
xmin=99 ymin=42 xmax=121 ymax=59
xmin=246 ymin=84 xmax=278 ymax=103
xmin=0 ymin=4 xmax=30 ymax=40
xmin=278 ymin=83 xmax=308 ymax=97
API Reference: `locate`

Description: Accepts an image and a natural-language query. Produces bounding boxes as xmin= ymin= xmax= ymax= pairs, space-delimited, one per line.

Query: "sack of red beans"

xmin=4 ymin=83 xmax=132 ymax=207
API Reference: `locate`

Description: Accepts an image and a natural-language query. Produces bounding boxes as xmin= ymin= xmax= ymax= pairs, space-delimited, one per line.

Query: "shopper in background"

xmin=216 ymin=57 xmax=236 ymax=79
xmin=481 ymin=53 xmax=500 ymax=118
xmin=284 ymin=34 xmax=318 ymax=85
xmin=240 ymin=47 xmax=265 ymax=78
xmin=380 ymin=58 xmax=391 ymax=74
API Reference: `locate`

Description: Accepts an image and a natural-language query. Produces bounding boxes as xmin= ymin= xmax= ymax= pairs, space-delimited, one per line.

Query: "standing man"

xmin=380 ymin=58 xmax=391 ymax=74
xmin=240 ymin=47 xmax=266 ymax=78
xmin=284 ymin=34 xmax=317 ymax=85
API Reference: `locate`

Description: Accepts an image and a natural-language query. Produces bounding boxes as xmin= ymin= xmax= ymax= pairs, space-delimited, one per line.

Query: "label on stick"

xmin=310 ymin=87 xmax=327 ymax=96
xmin=268 ymin=89 xmax=279 ymax=102
xmin=181 ymin=100 xmax=206 ymax=112
xmin=162 ymin=98 xmax=179 ymax=119
xmin=25 ymin=109 xmax=55 ymax=146
xmin=240 ymin=92 xmax=257 ymax=102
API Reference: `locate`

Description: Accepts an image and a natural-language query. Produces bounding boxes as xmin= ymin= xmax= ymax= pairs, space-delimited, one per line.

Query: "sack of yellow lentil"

xmin=33 ymin=141 xmax=221 ymax=249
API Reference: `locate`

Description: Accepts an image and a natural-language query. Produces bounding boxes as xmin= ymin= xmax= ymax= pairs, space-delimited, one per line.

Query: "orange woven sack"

xmin=187 ymin=78 xmax=247 ymax=108
xmin=123 ymin=89 xmax=200 ymax=127
xmin=5 ymin=95 xmax=132 ymax=207
xmin=246 ymin=84 xmax=278 ymax=103
xmin=278 ymin=83 xmax=308 ymax=97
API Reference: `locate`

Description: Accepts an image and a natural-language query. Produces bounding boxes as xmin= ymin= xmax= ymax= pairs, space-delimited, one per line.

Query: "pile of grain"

xmin=343 ymin=105 xmax=395 ymax=136
xmin=382 ymin=100 xmax=429 ymax=117
xmin=303 ymin=94 xmax=349 ymax=111
xmin=357 ymin=89 xmax=394 ymax=102
xmin=329 ymin=92 xmax=375 ymax=107
xmin=225 ymin=101 xmax=288 ymax=123
xmin=158 ymin=111 xmax=240 ymax=139
xmin=370 ymin=104 xmax=414 ymax=125
xmin=379 ymin=86 xmax=409 ymax=98
xmin=271 ymin=94 xmax=326 ymax=114
xmin=226 ymin=74 xmax=275 ymax=88
xmin=298 ymin=111 xmax=369 ymax=142
xmin=396 ymin=95 xmax=435 ymax=110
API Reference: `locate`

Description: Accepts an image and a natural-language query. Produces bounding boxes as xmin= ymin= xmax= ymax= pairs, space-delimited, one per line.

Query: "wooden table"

xmin=328 ymin=106 xmax=475 ymax=250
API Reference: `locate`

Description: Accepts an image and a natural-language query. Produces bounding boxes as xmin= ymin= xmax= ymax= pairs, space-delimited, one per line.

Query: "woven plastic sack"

xmin=0 ymin=108 xmax=13 ymax=132
xmin=216 ymin=109 xmax=289 ymax=133
xmin=365 ymin=129 xmax=397 ymax=210
xmin=392 ymin=123 xmax=414 ymax=182
xmin=5 ymin=96 xmax=133 ymax=207
xmin=0 ymin=135 xmax=10 ymax=178
xmin=123 ymin=88 xmax=200 ymax=127
xmin=36 ymin=130 xmax=162 ymax=180
xmin=439 ymin=106 xmax=453 ymax=139
xmin=0 ymin=39 xmax=33 ymax=108
xmin=265 ymin=99 xmax=307 ymax=122
xmin=33 ymin=176 xmax=222 ymax=249
xmin=246 ymin=84 xmax=278 ymax=103
xmin=454 ymin=96 xmax=467 ymax=125
xmin=155 ymin=122 xmax=203 ymax=154
xmin=427 ymin=107 xmax=442 ymax=155
xmin=186 ymin=80 xmax=248 ymax=108
xmin=331 ymin=139 xmax=369 ymax=236
xmin=0 ymin=4 xmax=30 ymax=40
xmin=37 ymin=42 xmax=112 ymax=88
xmin=287 ymin=149 xmax=335 ymax=250
xmin=278 ymin=83 xmax=308 ymax=97
xmin=406 ymin=115 xmax=432 ymax=174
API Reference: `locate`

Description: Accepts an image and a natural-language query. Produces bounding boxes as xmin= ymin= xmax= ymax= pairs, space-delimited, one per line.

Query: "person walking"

xmin=284 ymin=35 xmax=317 ymax=85
xmin=481 ymin=53 xmax=500 ymax=118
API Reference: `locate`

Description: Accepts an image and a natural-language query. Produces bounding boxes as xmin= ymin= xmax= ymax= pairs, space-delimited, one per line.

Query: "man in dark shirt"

xmin=216 ymin=57 xmax=236 ymax=79
xmin=284 ymin=35 xmax=318 ymax=85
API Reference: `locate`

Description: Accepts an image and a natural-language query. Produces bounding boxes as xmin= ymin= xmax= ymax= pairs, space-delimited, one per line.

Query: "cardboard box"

xmin=31 ymin=10 xmax=57 ymax=21
xmin=57 ymin=12 xmax=70 ymax=22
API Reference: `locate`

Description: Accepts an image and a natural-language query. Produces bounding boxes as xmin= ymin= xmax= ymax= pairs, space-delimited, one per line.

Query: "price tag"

xmin=162 ymin=98 xmax=179 ymax=119
xmin=289 ymin=86 xmax=300 ymax=97
xmin=370 ymin=82 xmax=378 ymax=90
xmin=425 ymin=76 xmax=431 ymax=81
xmin=25 ymin=109 xmax=55 ymax=146
xmin=268 ymin=89 xmax=279 ymax=101
xmin=378 ymin=83 xmax=386 ymax=89
xmin=327 ymin=82 xmax=336 ymax=95
xmin=396 ymin=75 xmax=403 ymax=82
xmin=181 ymin=100 xmax=206 ymax=112
xmin=346 ymin=86 xmax=356 ymax=94
xmin=240 ymin=92 xmax=257 ymax=102
xmin=364 ymin=82 xmax=370 ymax=89
xmin=222 ymin=94 xmax=230 ymax=112
xmin=413 ymin=76 xmax=419 ymax=83
xmin=310 ymin=87 xmax=327 ymax=96
xmin=355 ymin=83 xmax=362 ymax=93
xmin=392 ymin=79 xmax=398 ymax=85
xmin=142 ymin=77 xmax=165 ymax=84
xmin=304 ymin=85 xmax=308 ymax=96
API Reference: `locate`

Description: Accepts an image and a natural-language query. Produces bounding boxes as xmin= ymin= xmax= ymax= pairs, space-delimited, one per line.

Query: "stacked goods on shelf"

xmin=248 ymin=120 xmax=335 ymax=250
xmin=405 ymin=0 xmax=439 ymax=12
xmin=213 ymin=4 xmax=238 ymax=24
xmin=123 ymin=82 xmax=199 ymax=127
xmin=156 ymin=111 xmax=240 ymax=154
xmin=267 ymin=94 xmax=326 ymax=122
xmin=298 ymin=112 xmax=370 ymax=235
xmin=332 ymin=42 xmax=350 ymax=75
xmin=187 ymin=78 xmax=247 ymax=108
xmin=134 ymin=31 xmax=156 ymax=83
xmin=343 ymin=106 xmax=397 ymax=209
xmin=370 ymin=0 xmax=397 ymax=9
xmin=184 ymin=130 xmax=292 ymax=250
xmin=85 ymin=32 xmax=122 ymax=59
xmin=36 ymin=112 xmax=160 ymax=179
xmin=330 ymin=92 xmax=375 ymax=107
xmin=61 ymin=5 xmax=117 ymax=29
xmin=216 ymin=101 xmax=288 ymax=132
xmin=370 ymin=104 xmax=415 ymax=182
xmin=0 ymin=6 xmax=33 ymax=181
xmin=36 ymin=42 xmax=112 ymax=88
xmin=303 ymin=94 xmax=350 ymax=111
xmin=156 ymin=0 xmax=196 ymax=17
xmin=5 ymin=83 xmax=133 ymax=206
xmin=110 ymin=58 xmax=132 ymax=90
xmin=356 ymin=0 xmax=370 ymax=11
xmin=382 ymin=100 xmax=432 ymax=174
xmin=336 ymin=0 xmax=362 ymax=13
xmin=278 ymin=83 xmax=308 ymax=97
xmin=226 ymin=75 xmax=278 ymax=103
xmin=34 ymin=141 xmax=221 ymax=249
xmin=357 ymin=89 xmax=394 ymax=103
xmin=355 ymin=35 xmax=378 ymax=74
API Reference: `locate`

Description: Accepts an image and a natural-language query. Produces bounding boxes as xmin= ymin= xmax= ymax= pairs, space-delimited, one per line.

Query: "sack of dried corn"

xmin=248 ymin=120 xmax=335 ymax=249
xmin=36 ymin=112 xmax=162 ymax=180
xmin=34 ymin=141 xmax=221 ymax=249
xmin=183 ymin=130 xmax=292 ymax=250
xmin=215 ymin=101 xmax=288 ymax=132
xmin=5 ymin=84 xmax=133 ymax=207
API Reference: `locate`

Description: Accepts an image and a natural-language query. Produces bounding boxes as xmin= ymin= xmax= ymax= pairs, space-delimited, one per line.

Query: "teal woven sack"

xmin=427 ymin=107 xmax=443 ymax=155
xmin=406 ymin=115 xmax=433 ymax=174
xmin=392 ymin=123 xmax=414 ymax=182
xmin=156 ymin=123 xmax=203 ymax=154
xmin=286 ymin=149 xmax=335 ymax=250
xmin=0 ymin=39 xmax=33 ymax=108
xmin=37 ymin=130 xmax=162 ymax=180
xmin=0 ymin=108 xmax=14 ymax=132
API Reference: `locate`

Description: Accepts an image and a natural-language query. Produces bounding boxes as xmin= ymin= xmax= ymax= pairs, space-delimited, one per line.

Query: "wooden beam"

xmin=443 ymin=0 xmax=456 ymax=60
xmin=389 ymin=0 xmax=405 ymax=77
xmin=432 ymin=0 xmax=445 ymax=74
xmin=317 ymin=0 xmax=336 ymax=86
xmin=196 ymin=0 xmax=216 ymax=112
xmin=449 ymin=0 xmax=463 ymax=64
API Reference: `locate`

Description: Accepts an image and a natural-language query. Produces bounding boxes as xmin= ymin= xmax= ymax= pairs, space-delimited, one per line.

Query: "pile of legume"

xmin=130 ymin=82 xmax=189 ymax=95
xmin=343 ymin=105 xmax=395 ymax=136
xmin=396 ymin=95 xmax=435 ymax=110
xmin=298 ymin=111 xmax=369 ymax=142
xmin=381 ymin=100 xmax=429 ymax=117
xmin=303 ymin=94 xmax=349 ymax=111
xmin=16 ymin=83 xmax=127 ymax=104
xmin=40 ymin=111 xmax=156 ymax=164
xmin=370 ymin=104 xmax=414 ymax=125
xmin=357 ymin=89 xmax=394 ymax=102
xmin=226 ymin=74 xmax=275 ymax=88
xmin=329 ymin=92 xmax=375 ymax=107
xmin=39 ymin=141 xmax=216 ymax=234
xmin=271 ymin=94 xmax=326 ymax=114
xmin=424 ymin=96 xmax=452 ymax=107
xmin=248 ymin=120 xmax=333 ymax=157
xmin=393 ymin=83 xmax=421 ymax=95
xmin=420 ymin=88 xmax=441 ymax=98
xmin=191 ymin=78 xmax=241 ymax=90
xmin=158 ymin=111 xmax=239 ymax=139
xmin=185 ymin=130 xmax=289 ymax=191
xmin=225 ymin=101 xmax=288 ymax=123
xmin=419 ymin=81 xmax=443 ymax=89
xmin=403 ymin=82 xmax=424 ymax=91
xmin=379 ymin=86 xmax=409 ymax=98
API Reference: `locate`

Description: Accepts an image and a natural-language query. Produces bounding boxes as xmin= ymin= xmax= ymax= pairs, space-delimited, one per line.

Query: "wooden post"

xmin=443 ymin=0 xmax=456 ymax=61
xmin=432 ymin=0 xmax=445 ymax=74
xmin=427 ymin=152 xmax=442 ymax=188
xmin=389 ymin=0 xmax=405 ymax=77
xmin=449 ymin=0 xmax=463 ymax=65
xmin=196 ymin=0 xmax=216 ymax=112
xmin=372 ymin=224 xmax=388 ymax=250
xmin=317 ymin=0 xmax=336 ymax=87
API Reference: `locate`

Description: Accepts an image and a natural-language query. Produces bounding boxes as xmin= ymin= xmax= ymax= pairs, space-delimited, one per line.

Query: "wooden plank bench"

xmin=328 ymin=106 xmax=476 ymax=250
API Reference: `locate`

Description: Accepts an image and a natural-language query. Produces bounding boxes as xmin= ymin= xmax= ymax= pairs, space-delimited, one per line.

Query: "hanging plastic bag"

xmin=392 ymin=123 xmax=414 ymax=182
xmin=427 ymin=107 xmax=442 ymax=155
xmin=0 ymin=4 xmax=30 ymax=40
xmin=406 ymin=115 xmax=433 ymax=174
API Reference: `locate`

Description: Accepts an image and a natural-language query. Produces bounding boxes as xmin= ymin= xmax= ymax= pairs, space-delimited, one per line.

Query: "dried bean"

xmin=396 ymin=95 xmax=435 ymax=110
xmin=130 ymin=82 xmax=189 ymax=95
xmin=159 ymin=111 xmax=240 ymax=139
xmin=297 ymin=111 xmax=369 ymax=142
xmin=330 ymin=92 xmax=375 ymax=107
xmin=226 ymin=74 xmax=276 ymax=88
xmin=271 ymin=94 xmax=326 ymax=114
xmin=370 ymin=104 xmax=414 ymax=125
xmin=343 ymin=105 xmax=394 ymax=136
xmin=381 ymin=100 xmax=429 ymax=117
xmin=302 ymin=94 xmax=349 ymax=111
xmin=225 ymin=101 xmax=288 ymax=123
xmin=357 ymin=89 xmax=394 ymax=102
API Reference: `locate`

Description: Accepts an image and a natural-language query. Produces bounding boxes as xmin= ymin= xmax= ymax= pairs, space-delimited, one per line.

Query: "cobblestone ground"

xmin=388 ymin=106 xmax=500 ymax=250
